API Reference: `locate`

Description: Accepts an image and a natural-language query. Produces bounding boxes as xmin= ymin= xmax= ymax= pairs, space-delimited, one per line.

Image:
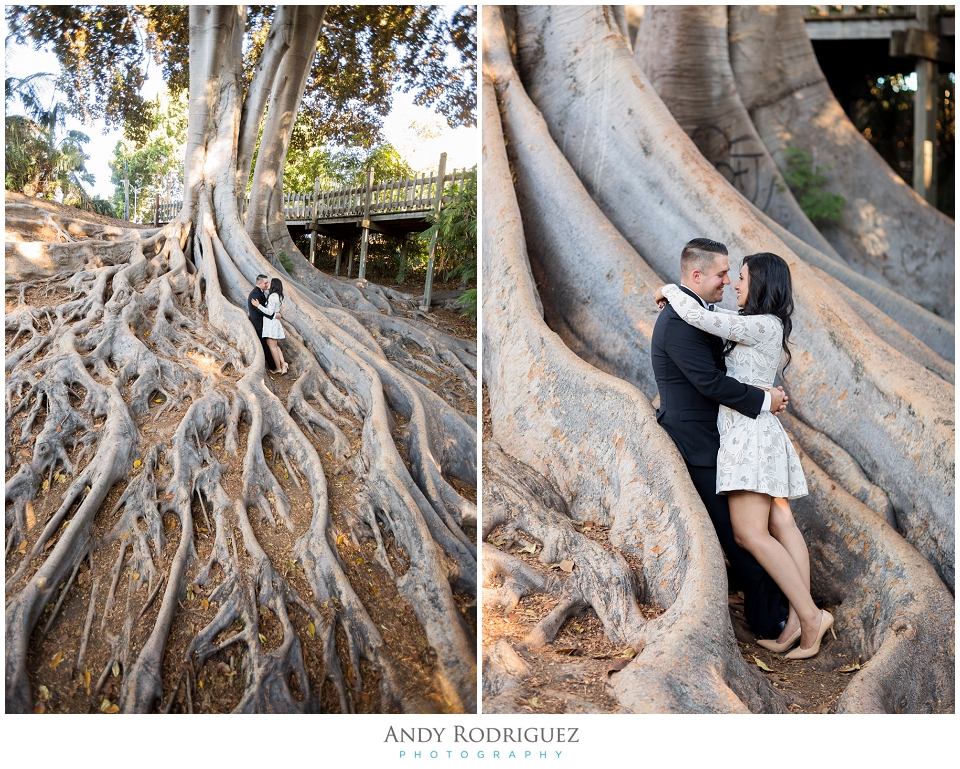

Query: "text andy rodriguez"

xmin=384 ymin=727 xmax=580 ymax=744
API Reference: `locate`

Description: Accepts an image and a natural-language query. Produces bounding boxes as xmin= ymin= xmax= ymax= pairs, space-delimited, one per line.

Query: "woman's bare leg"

xmin=266 ymin=338 xmax=284 ymax=372
xmin=768 ymin=498 xmax=811 ymax=643
xmin=729 ymin=490 xmax=822 ymax=649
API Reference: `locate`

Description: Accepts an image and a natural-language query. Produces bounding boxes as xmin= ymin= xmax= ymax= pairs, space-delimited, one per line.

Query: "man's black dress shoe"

xmin=758 ymin=618 xmax=787 ymax=641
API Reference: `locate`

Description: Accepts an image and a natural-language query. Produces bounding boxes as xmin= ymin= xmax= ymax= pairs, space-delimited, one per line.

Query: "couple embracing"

xmin=652 ymin=238 xmax=832 ymax=659
xmin=247 ymin=274 xmax=289 ymax=375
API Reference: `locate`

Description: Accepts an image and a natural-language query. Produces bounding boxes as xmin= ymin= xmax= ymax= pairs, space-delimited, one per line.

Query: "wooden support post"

xmin=154 ymin=192 xmax=159 ymax=226
xmin=420 ymin=152 xmax=447 ymax=312
xmin=912 ymin=7 xmax=938 ymax=205
xmin=346 ymin=241 xmax=355 ymax=279
xmin=308 ymin=178 xmax=319 ymax=265
xmin=358 ymin=165 xmax=374 ymax=281
xmin=335 ymin=240 xmax=344 ymax=276
xmin=400 ymin=235 xmax=409 ymax=275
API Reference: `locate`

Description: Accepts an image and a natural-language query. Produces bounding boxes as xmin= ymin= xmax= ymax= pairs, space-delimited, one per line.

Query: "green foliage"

xmin=284 ymin=141 xmax=414 ymax=194
xmin=292 ymin=5 xmax=476 ymax=151
xmin=424 ymin=169 xmax=477 ymax=285
xmin=5 ymin=5 xmax=175 ymax=143
xmin=8 ymin=5 xmax=475 ymax=151
xmin=455 ymin=288 xmax=477 ymax=319
xmin=780 ymin=148 xmax=845 ymax=223
xmin=277 ymin=251 xmax=294 ymax=271
xmin=87 ymin=196 xmax=117 ymax=217
xmin=5 ymin=76 xmax=95 ymax=202
xmin=108 ymin=92 xmax=188 ymax=221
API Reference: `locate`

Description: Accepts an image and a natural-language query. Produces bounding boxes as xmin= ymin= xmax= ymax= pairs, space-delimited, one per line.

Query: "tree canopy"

xmin=7 ymin=4 xmax=476 ymax=150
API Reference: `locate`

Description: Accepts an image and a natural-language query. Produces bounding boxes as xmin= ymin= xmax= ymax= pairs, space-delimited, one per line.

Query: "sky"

xmin=4 ymin=23 xmax=478 ymax=200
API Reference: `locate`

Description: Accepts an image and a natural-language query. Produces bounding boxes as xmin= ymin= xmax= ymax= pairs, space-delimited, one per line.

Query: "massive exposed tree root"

xmin=511 ymin=4 xmax=954 ymax=591
xmin=5 ymin=197 xmax=476 ymax=713
xmin=481 ymin=5 xmax=953 ymax=714
xmin=635 ymin=5 xmax=845 ymax=265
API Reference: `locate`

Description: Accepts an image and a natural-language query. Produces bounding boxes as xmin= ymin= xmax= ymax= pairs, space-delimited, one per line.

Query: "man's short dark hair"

xmin=256 ymin=274 xmax=269 ymax=282
xmin=681 ymin=238 xmax=728 ymax=276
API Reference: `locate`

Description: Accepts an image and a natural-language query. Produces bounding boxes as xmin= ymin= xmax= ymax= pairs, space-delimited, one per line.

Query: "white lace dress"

xmin=257 ymin=293 xmax=285 ymax=340
xmin=662 ymin=284 xmax=807 ymax=499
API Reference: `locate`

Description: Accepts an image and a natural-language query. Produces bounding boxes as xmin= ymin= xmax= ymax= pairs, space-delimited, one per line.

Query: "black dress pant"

xmin=250 ymin=318 xmax=277 ymax=371
xmin=686 ymin=462 xmax=787 ymax=638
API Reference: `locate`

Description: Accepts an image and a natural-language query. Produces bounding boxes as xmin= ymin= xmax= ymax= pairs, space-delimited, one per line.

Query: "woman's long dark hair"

xmin=724 ymin=252 xmax=794 ymax=374
xmin=269 ymin=278 xmax=284 ymax=300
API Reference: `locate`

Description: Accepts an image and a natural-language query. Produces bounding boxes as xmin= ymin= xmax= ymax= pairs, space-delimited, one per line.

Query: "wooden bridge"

xmin=155 ymin=153 xmax=473 ymax=309
xmin=803 ymin=6 xmax=954 ymax=40
xmin=802 ymin=6 xmax=954 ymax=207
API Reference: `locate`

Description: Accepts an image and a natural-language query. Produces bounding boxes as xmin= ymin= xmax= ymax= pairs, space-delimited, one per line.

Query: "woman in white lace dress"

xmin=656 ymin=252 xmax=833 ymax=659
xmin=252 ymin=278 xmax=288 ymax=375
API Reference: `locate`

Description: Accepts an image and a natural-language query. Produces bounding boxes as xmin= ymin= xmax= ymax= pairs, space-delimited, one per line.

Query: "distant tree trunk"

xmin=635 ymin=5 xmax=842 ymax=262
xmin=5 ymin=5 xmax=477 ymax=714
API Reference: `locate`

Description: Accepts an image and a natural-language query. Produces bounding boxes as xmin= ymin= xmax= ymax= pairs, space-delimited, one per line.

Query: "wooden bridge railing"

xmin=153 ymin=154 xmax=475 ymax=311
xmin=805 ymin=6 xmax=917 ymax=19
xmin=153 ymin=162 xmax=473 ymax=225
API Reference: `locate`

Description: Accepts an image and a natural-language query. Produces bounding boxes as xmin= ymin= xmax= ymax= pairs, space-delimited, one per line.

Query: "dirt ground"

xmin=481 ymin=386 xmax=854 ymax=714
xmin=5 ymin=207 xmax=476 ymax=713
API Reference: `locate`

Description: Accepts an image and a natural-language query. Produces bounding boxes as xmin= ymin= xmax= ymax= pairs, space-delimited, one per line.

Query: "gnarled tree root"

xmin=483 ymin=4 xmax=953 ymax=714
xmin=5 ymin=184 xmax=476 ymax=713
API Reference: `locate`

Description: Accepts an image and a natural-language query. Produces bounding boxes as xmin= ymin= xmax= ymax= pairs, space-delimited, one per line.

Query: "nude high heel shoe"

xmin=784 ymin=611 xmax=834 ymax=660
xmin=756 ymin=626 xmax=801 ymax=653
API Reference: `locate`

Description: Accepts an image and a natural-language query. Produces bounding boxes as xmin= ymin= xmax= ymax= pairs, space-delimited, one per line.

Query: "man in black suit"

xmin=651 ymin=238 xmax=788 ymax=638
xmin=247 ymin=274 xmax=278 ymax=372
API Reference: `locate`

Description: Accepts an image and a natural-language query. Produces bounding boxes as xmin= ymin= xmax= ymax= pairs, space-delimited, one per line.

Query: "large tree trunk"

xmin=635 ymin=5 xmax=843 ymax=263
xmin=5 ymin=5 xmax=477 ymax=714
xmin=482 ymin=4 xmax=953 ymax=714
xmin=727 ymin=5 xmax=955 ymax=321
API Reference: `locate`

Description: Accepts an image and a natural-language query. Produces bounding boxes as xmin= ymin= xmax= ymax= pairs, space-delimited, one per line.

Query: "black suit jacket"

xmin=247 ymin=287 xmax=274 ymax=329
xmin=651 ymin=286 xmax=764 ymax=466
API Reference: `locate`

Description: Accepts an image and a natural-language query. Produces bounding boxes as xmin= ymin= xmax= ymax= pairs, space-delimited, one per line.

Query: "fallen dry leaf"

xmin=753 ymin=655 xmax=774 ymax=672
xmin=836 ymin=661 xmax=862 ymax=674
